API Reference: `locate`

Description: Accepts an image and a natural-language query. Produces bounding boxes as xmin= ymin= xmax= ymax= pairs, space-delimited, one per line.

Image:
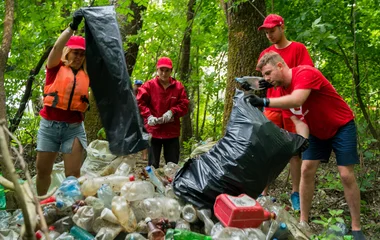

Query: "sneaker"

xmin=352 ymin=230 xmax=366 ymax=240
xmin=290 ymin=192 xmax=300 ymax=211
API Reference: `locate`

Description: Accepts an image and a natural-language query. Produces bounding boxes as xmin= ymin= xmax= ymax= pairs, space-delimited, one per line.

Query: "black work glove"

xmin=248 ymin=95 xmax=270 ymax=107
xmin=240 ymin=81 xmax=252 ymax=91
xmin=258 ymin=79 xmax=274 ymax=89
xmin=69 ymin=9 xmax=83 ymax=31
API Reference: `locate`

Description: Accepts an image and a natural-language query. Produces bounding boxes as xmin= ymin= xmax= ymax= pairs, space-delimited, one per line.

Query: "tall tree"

xmin=0 ymin=0 xmax=15 ymax=123
xmin=221 ymin=0 xmax=268 ymax=130
xmin=179 ymin=0 xmax=197 ymax=143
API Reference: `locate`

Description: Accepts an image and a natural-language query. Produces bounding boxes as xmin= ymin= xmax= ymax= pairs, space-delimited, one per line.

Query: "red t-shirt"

xmin=281 ymin=66 xmax=354 ymax=139
xmin=39 ymin=63 xmax=84 ymax=123
xmin=259 ymin=42 xmax=314 ymax=112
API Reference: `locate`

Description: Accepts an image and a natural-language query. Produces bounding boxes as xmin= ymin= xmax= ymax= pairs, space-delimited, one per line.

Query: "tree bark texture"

xmin=0 ymin=0 xmax=15 ymax=123
xmin=179 ymin=0 xmax=196 ymax=144
xmin=84 ymin=89 xmax=103 ymax=144
xmin=222 ymin=0 xmax=268 ymax=131
xmin=119 ymin=1 xmax=146 ymax=76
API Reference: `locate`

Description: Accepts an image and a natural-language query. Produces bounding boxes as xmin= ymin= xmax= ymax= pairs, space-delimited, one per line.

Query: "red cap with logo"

xmin=258 ymin=14 xmax=284 ymax=31
xmin=65 ymin=36 xmax=86 ymax=50
xmin=156 ymin=57 xmax=173 ymax=69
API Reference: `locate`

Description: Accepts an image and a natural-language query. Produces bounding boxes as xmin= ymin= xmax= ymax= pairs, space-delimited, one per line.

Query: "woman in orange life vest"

xmin=36 ymin=13 xmax=89 ymax=196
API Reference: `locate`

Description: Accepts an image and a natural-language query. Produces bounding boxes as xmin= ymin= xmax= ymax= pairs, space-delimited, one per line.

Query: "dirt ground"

xmin=4 ymin=147 xmax=380 ymax=238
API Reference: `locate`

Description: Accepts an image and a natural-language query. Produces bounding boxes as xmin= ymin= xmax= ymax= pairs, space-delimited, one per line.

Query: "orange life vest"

xmin=43 ymin=65 xmax=90 ymax=112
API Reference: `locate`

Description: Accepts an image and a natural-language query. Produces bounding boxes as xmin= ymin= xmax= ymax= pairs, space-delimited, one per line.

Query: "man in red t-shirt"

xmin=257 ymin=14 xmax=314 ymax=210
xmin=250 ymin=52 xmax=365 ymax=239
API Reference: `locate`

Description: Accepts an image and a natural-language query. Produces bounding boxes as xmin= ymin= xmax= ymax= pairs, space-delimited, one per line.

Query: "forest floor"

xmin=4 ymin=146 xmax=380 ymax=239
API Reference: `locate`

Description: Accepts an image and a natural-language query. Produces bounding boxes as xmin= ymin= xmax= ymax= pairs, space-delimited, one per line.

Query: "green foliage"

xmin=97 ymin=127 xmax=106 ymax=140
xmin=181 ymin=137 xmax=197 ymax=158
xmin=317 ymin=172 xmax=343 ymax=191
xmin=311 ymin=209 xmax=348 ymax=239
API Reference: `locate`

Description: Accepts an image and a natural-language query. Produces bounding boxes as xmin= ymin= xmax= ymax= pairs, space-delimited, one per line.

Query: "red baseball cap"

xmin=258 ymin=14 xmax=284 ymax=31
xmin=156 ymin=57 xmax=173 ymax=69
xmin=65 ymin=36 xmax=85 ymax=50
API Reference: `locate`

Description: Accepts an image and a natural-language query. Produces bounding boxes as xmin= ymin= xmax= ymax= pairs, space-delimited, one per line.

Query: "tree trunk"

xmin=119 ymin=1 xmax=146 ymax=76
xmin=222 ymin=0 xmax=268 ymax=131
xmin=84 ymin=89 xmax=103 ymax=144
xmin=179 ymin=0 xmax=196 ymax=144
xmin=0 ymin=0 xmax=15 ymax=124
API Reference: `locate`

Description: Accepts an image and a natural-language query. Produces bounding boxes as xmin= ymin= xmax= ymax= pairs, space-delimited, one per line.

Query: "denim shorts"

xmin=36 ymin=118 xmax=87 ymax=154
xmin=302 ymin=120 xmax=359 ymax=166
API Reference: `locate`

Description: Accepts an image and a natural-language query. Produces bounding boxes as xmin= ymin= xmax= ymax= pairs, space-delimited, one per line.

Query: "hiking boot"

xmin=290 ymin=192 xmax=300 ymax=211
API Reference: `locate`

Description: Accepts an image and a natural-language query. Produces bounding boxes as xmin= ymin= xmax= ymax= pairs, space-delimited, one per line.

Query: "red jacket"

xmin=137 ymin=76 xmax=189 ymax=139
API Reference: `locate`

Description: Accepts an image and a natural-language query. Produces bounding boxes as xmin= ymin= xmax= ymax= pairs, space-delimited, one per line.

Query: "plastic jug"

xmin=214 ymin=193 xmax=275 ymax=228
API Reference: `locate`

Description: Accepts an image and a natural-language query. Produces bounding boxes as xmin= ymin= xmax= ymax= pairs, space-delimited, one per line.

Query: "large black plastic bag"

xmin=173 ymin=90 xmax=308 ymax=209
xmin=80 ymin=6 xmax=148 ymax=155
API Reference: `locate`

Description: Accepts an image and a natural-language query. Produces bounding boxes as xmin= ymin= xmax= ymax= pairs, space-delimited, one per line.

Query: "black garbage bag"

xmin=173 ymin=90 xmax=308 ymax=209
xmin=79 ymin=6 xmax=148 ymax=155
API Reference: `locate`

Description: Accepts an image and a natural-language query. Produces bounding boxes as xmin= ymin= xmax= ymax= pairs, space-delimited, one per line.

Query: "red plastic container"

xmin=40 ymin=195 xmax=56 ymax=205
xmin=214 ymin=193 xmax=275 ymax=228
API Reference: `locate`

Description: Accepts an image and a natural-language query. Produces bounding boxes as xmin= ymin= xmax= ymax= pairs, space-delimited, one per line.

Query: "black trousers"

xmin=148 ymin=137 xmax=180 ymax=168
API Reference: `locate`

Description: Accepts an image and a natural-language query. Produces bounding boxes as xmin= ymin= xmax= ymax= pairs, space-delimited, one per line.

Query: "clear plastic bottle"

xmin=125 ymin=232 xmax=147 ymax=240
xmin=56 ymin=232 xmax=75 ymax=240
xmin=164 ymin=185 xmax=176 ymax=198
xmin=175 ymin=219 xmax=191 ymax=231
xmin=244 ymin=228 xmax=266 ymax=239
xmin=145 ymin=166 xmax=165 ymax=194
xmin=84 ymin=196 xmax=105 ymax=217
xmin=48 ymin=226 xmax=61 ymax=239
xmin=69 ymin=226 xmax=95 ymax=240
xmin=145 ymin=217 xmax=165 ymax=240
xmin=120 ymin=180 xmax=155 ymax=202
xmin=182 ymin=204 xmax=198 ymax=223
xmin=163 ymin=162 xmax=180 ymax=179
xmin=265 ymin=219 xmax=279 ymax=240
xmin=81 ymin=175 xmax=133 ymax=196
xmin=111 ymin=196 xmax=137 ymax=232
xmin=161 ymin=197 xmax=181 ymax=221
xmin=140 ymin=198 xmax=164 ymax=220
xmin=55 ymin=176 xmax=83 ymax=210
xmin=114 ymin=162 xmax=132 ymax=176
xmin=273 ymin=222 xmax=290 ymax=240
xmin=196 ymin=209 xmax=214 ymax=235
xmin=97 ymin=184 xmax=114 ymax=209
xmin=42 ymin=205 xmax=59 ymax=225
xmin=213 ymin=227 xmax=248 ymax=240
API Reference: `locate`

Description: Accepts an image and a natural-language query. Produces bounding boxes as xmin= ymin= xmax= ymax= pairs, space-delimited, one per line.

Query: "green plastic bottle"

xmin=165 ymin=229 xmax=212 ymax=240
xmin=0 ymin=183 xmax=6 ymax=210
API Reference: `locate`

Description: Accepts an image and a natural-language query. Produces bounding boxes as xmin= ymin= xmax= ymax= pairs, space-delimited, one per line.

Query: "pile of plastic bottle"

xmin=0 ymin=160 xmax=312 ymax=240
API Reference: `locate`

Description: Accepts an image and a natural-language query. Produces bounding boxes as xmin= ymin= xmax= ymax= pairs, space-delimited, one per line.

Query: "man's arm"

xmin=268 ymin=89 xmax=311 ymax=108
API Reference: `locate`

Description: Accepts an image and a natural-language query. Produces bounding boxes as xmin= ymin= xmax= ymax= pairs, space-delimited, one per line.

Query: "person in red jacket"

xmin=251 ymin=52 xmax=365 ymax=240
xmin=257 ymin=14 xmax=314 ymax=210
xmin=36 ymin=12 xmax=88 ymax=196
xmin=137 ymin=57 xmax=189 ymax=168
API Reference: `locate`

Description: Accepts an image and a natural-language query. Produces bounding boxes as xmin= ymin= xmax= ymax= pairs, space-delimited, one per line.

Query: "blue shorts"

xmin=302 ymin=120 xmax=359 ymax=166
xmin=36 ymin=118 xmax=87 ymax=154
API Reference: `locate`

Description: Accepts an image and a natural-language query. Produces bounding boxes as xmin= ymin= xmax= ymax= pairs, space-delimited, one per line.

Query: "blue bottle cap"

xmin=280 ymin=222 xmax=287 ymax=229
xmin=56 ymin=201 xmax=64 ymax=209
xmin=145 ymin=166 xmax=152 ymax=173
